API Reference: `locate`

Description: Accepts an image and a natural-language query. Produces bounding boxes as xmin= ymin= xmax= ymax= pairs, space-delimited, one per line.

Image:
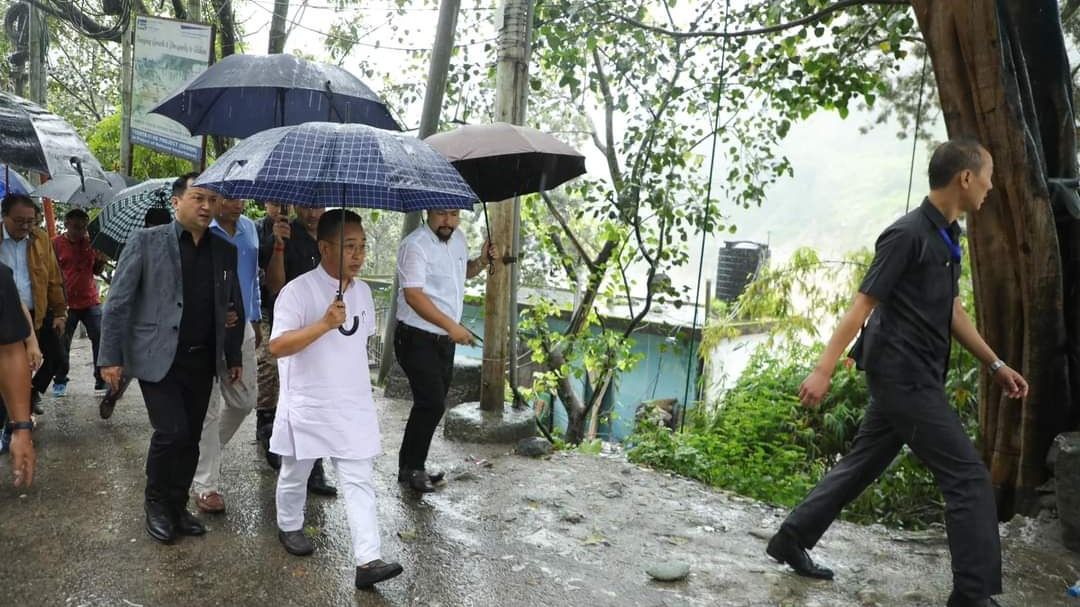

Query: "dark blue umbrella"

xmin=150 ymin=54 xmax=401 ymax=138
xmin=195 ymin=122 xmax=476 ymax=334
xmin=0 ymin=164 xmax=33 ymax=198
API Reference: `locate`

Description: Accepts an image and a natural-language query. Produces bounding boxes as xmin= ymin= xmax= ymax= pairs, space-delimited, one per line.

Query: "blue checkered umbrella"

xmin=194 ymin=122 xmax=477 ymax=211
xmin=195 ymin=122 xmax=477 ymax=334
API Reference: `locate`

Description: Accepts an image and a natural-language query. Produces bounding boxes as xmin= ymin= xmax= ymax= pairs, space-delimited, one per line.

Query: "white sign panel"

xmin=130 ymin=16 xmax=213 ymax=162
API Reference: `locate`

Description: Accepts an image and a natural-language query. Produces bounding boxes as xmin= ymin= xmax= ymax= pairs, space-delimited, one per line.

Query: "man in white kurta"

xmin=268 ymin=210 xmax=401 ymax=589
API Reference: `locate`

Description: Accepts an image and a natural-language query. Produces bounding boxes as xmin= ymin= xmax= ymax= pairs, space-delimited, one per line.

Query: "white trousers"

xmin=276 ymin=455 xmax=381 ymax=565
xmin=192 ymin=323 xmax=258 ymax=495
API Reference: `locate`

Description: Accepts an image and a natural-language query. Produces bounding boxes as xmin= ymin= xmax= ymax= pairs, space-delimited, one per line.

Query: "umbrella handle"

xmin=339 ymin=316 xmax=359 ymax=336
xmin=69 ymin=157 xmax=86 ymax=192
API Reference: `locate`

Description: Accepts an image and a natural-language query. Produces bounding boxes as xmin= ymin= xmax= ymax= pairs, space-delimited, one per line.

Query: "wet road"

xmin=1 ymin=337 xmax=1078 ymax=606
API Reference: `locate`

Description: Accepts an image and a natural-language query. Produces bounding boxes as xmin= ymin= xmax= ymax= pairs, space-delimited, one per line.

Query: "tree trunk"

xmin=910 ymin=0 xmax=1077 ymax=519
xmin=267 ymin=0 xmax=289 ymax=54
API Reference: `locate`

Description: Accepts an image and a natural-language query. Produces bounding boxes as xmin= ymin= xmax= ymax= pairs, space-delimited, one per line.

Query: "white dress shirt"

xmin=270 ymin=265 xmax=380 ymax=460
xmin=395 ymin=225 xmax=468 ymax=335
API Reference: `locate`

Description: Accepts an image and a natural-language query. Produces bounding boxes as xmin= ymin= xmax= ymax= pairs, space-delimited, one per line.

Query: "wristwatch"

xmin=6 ymin=420 xmax=33 ymax=432
xmin=988 ymin=359 xmax=1007 ymax=374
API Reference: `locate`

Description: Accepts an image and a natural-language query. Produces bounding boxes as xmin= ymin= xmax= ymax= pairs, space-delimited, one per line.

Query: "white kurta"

xmin=395 ymin=225 xmax=468 ymax=335
xmin=269 ymin=265 xmax=380 ymax=460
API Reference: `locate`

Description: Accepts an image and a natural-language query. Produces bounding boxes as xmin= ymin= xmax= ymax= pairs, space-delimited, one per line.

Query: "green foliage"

xmin=87 ymin=113 xmax=192 ymax=179
xmin=630 ymin=238 xmax=982 ymax=529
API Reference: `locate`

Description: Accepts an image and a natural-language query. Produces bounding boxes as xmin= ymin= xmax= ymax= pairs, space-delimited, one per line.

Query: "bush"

xmin=628 ymin=340 xmax=979 ymax=530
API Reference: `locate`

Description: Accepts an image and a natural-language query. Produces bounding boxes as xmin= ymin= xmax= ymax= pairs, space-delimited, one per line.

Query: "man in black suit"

xmin=100 ymin=173 xmax=244 ymax=544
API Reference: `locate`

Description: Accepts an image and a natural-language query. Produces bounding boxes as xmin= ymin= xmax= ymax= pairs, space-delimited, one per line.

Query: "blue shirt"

xmin=0 ymin=224 xmax=32 ymax=309
xmin=210 ymin=215 xmax=261 ymax=323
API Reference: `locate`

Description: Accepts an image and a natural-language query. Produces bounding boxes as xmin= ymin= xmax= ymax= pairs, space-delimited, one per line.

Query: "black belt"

xmin=178 ymin=344 xmax=210 ymax=354
xmin=396 ymin=322 xmax=451 ymax=345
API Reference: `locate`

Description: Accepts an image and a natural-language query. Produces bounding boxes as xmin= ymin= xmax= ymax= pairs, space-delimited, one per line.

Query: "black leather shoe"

xmin=99 ymin=390 xmax=118 ymax=420
xmin=405 ymin=469 xmax=436 ymax=493
xmin=307 ymin=459 xmax=337 ymax=496
xmin=173 ymin=507 xmax=206 ymax=536
xmin=766 ymin=527 xmax=834 ymax=580
xmin=278 ymin=529 xmax=315 ymax=556
xmin=946 ymin=591 xmax=1001 ymax=607
xmin=397 ymin=468 xmax=445 ymax=484
xmin=256 ymin=422 xmax=281 ymax=470
xmin=144 ymin=502 xmax=175 ymax=544
xmin=355 ymin=559 xmax=403 ymax=589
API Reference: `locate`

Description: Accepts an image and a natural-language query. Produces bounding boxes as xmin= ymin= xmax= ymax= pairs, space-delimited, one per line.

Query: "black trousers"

xmin=138 ymin=348 xmax=216 ymax=508
xmin=783 ymin=375 xmax=1001 ymax=599
xmin=30 ymin=312 xmax=62 ymax=395
xmin=395 ymin=323 xmax=455 ymax=472
xmin=54 ymin=305 xmax=103 ymax=384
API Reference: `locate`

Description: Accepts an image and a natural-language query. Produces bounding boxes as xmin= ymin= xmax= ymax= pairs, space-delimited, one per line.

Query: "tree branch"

xmin=590 ymin=46 xmax=623 ymax=193
xmin=607 ymin=0 xmax=908 ymax=40
xmin=541 ymin=190 xmax=597 ymax=272
xmin=24 ymin=0 xmax=123 ymax=42
xmin=1063 ymin=0 xmax=1080 ymax=23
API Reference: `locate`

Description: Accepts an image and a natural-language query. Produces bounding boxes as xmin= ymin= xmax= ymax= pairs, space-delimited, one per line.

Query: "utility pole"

xmin=27 ymin=2 xmax=56 ymax=236
xmin=480 ymin=0 xmax=533 ymax=412
xmin=377 ymin=0 xmax=461 ymax=383
xmin=120 ymin=19 xmax=134 ymax=176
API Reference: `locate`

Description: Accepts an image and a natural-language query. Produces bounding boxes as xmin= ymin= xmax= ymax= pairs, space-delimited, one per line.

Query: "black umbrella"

xmin=150 ymin=53 xmax=401 ymax=138
xmin=0 ymin=91 xmax=108 ymax=184
xmin=424 ymin=122 xmax=586 ymax=240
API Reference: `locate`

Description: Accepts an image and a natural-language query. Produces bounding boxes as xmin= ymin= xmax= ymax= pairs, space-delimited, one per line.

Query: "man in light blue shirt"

xmin=191 ymin=198 xmax=261 ymax=513
xmin=0 ymin=222 xmax=32 ymax=309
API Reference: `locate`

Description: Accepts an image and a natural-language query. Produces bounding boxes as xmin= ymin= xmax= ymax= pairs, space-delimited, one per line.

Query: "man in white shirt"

xmin=394 ymin=209 xmax=494 ymax=492
xmin=269 ymin=209 xmax=402 ymax=589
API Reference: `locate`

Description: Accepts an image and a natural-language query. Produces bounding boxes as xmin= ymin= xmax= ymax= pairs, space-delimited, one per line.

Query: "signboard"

xmin=130 ymin=16 xmax=213 ymax=162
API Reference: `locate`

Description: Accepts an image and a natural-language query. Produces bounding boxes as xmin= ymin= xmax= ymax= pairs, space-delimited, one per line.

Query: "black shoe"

xmin=355 ymin=559 xmax=403 ymax=589
xmin=144 ymin=502 xmax=176 ymax=544
xmin=172 ymin=506 xmax=206 ymax=536
xmin=766 ymin=527 xmax=834 ymax=580
xmin=405 ymin=469 xmax=436 ymax=493
xmin=307 ymin=459 xmax=337 ymax=496
xmin=31 ymin=392 xmax=43 ymax=415
xmin=397 ymin=468 xmax=445 ymax=484
xmin=256 ymin=422 xmax=281 ymax=470
xmin=946 ymin=591 xmax=1001 ymax=607
xmin=99 ymin=390 xmax=118 ymax=420
xmin=278 ymin=529 xmax=315 ymax=556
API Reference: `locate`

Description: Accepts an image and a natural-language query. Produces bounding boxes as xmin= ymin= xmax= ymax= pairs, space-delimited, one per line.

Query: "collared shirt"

xmin=270 ymin=265 xmax=379 ymax=460
xmin=177 ymin=224 xmax=216 ymax=349
xmin=395 ymin=225 xmax=468 ymax=335
xmin=211 ymin=215 xmax=261 ymax=324
xmin=0 ymin=224 xmax=32 ymax=309
xmin=856 ymin=198 xmax=962 ymax=386
xmin=53 ymin=234 xmax=100 ymax=310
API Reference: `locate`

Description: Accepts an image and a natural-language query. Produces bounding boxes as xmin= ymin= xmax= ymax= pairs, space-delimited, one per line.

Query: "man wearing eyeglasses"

xmin=0 ymin=194 xmax=66 ymax=426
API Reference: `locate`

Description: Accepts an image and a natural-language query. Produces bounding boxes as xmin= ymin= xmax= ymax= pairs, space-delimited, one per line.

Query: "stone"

xmin=444 ymin=402 xmax=536 ymax=444
xmin=1055 ymin=432 xmax=1080 ymax=552
xmin=383 ymin=356 xmax=482 ymax=408
xmin=561 ymin=512 xmax=584 ymax=524
xmin=645 ymin=561 xmax=690 ymax=582
xmin=516 ymin=437 xmax=553 ymax=458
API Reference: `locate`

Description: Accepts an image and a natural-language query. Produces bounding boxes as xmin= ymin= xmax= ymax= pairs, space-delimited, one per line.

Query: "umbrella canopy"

xmin=150 ymin=53 xmax=401 ymax=138
xmin=194 ymin=122 xmax=477 ymax=212
xmin=424 ymin=122 xmax=586 ymax=202
xmin=0 ymin=164 xmax=33 ymax=198
xmin=0 ymin=91 xmax=108 ymax=183
xmin=33 ymin=171 xmax=129 ymax=208
xmin=89 ymin=178 xmax=174 ymax=259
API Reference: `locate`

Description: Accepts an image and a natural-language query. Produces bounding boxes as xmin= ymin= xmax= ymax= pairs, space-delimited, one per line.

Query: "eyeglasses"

xmin=8 ymin=217 xmax=36 ymax=226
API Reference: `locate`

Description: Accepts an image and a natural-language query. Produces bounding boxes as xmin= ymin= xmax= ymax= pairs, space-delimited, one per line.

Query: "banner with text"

xmin=130 ymin=16 xmax=213 ymax=162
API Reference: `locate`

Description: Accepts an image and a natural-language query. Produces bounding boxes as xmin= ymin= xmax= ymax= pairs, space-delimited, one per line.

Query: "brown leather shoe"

xmin=195 ymin=491 xmax=226 ymax=514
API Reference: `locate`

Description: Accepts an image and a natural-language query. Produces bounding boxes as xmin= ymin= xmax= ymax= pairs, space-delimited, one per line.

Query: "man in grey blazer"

xmin=100 ymin=173 xmax=244 ymax=544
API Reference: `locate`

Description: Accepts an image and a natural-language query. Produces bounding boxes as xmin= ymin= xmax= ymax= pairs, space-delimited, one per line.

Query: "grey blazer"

xmin=99 ymin=221 xmax=244 ymax=382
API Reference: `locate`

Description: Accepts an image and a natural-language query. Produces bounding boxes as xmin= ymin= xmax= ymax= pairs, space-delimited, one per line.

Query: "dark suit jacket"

xmin=99 ymin=221 xmax=244 ymax=382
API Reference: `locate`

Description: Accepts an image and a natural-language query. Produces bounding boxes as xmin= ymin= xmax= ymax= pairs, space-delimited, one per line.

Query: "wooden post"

xmin=120 ymin=20 xmax=134 ymax=176
xmin=480 ymin=0 xmax=533 ymax=412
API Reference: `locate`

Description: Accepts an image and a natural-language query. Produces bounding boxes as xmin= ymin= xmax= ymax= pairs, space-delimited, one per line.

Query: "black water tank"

xmin=715 ymin=241 xmax=769 ymax=303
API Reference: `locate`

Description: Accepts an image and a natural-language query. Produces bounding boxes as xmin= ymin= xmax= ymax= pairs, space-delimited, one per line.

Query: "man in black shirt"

xmin=100 ymin=173 xmax=244 ymax=544
xmin=256 ymin=204 xmax=336 ymax=496
xmin=765 ymin=138 xmax=1028 ymax=607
